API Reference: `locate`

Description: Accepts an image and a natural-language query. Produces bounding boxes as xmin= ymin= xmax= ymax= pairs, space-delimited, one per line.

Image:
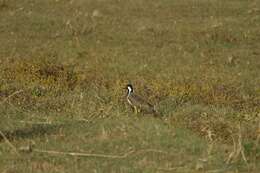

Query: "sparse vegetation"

xmin=0 ymin=0 xmax=259 ymax=172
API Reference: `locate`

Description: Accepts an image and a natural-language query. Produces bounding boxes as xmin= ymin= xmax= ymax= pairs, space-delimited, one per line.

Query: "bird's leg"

xmin=134 ymin=106 xmax=138 ymax=114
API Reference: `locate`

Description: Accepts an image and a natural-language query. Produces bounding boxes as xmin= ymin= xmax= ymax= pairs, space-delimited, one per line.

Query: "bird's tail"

xmin=153 ymin=106 xmax=162 ymax=118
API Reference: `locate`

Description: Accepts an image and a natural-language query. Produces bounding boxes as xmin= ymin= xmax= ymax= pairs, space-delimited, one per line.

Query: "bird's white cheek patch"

xmin=127 ymin=86 xmax=132 ymax=93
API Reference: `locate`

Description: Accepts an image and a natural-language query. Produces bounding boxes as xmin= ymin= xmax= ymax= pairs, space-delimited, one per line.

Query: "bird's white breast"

xmin=127 ymin=96 xmax=132 ymax=105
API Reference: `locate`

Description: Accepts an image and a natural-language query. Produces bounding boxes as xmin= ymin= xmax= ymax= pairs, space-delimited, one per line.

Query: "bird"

xmin=125 ymin=84 xmax=160 ymax=117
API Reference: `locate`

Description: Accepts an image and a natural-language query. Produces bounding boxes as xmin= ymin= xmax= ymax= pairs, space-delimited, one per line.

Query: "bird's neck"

xmin=127 ymin=90 xmax=132 ymax=97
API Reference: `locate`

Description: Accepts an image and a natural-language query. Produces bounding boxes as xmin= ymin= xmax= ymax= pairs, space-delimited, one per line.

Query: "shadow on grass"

xmin=0 ymin=124 xmax=62 ymax=142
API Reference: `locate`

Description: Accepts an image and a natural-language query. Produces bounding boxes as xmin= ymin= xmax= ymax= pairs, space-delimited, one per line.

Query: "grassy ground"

xmin=0 ymin=0 xmax=260 ymax=172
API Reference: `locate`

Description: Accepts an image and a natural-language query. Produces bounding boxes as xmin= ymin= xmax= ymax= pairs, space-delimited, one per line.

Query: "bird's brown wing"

xmin=129 ymin=93 xmax=155 ymax=113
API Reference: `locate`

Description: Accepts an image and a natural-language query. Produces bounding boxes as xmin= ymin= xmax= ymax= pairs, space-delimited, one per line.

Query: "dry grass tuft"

xmin=0 ymin=0 xmax=259 ymax=171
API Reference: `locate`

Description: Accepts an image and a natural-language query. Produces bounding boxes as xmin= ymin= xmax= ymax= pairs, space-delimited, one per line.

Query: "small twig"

xmin=92 ymin=89 xmax=105 ymax=103
xmin=252 ymin=119 xmax=260 ymax=169
xmin=237 ymin=124 xmax=248 ymax=166
xmin=133 ymin=149 xmax=168 ymax=156
xmin=1 ymin=90 xmax=24 ymax=104
xmin=226 ymin=123 xmax=248 ymax=167
xmin=0 ymin=130 xmax=20 ymax=156
xmin=17 ymin=120 xmax=56 ymax=125
xmin=33 ymin=149 xmax=135 ymax=159
xmin=76 ymin=118 xmax=91 ymax=123
xmin=157 ymin=166 xmax=185 ymax=171
xmin=26 ymin=148 xmax=170 ymax=159
xmin=226 ymin=134 xmax=237 ymax=164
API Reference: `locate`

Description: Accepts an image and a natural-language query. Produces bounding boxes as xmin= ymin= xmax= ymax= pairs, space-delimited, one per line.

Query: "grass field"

xmin=0 ymin=0 xmax=260 ymax=172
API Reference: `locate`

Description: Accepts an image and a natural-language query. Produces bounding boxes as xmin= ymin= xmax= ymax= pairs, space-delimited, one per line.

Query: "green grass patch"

xmin=0 ymin=0 xmax=259 ymax=172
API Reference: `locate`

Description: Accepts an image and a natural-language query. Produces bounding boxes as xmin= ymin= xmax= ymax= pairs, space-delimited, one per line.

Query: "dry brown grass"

xmin=0 ymin=0 xmax=259 ymax=172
